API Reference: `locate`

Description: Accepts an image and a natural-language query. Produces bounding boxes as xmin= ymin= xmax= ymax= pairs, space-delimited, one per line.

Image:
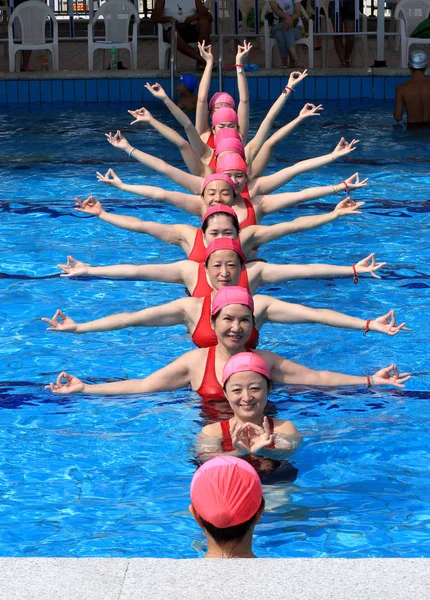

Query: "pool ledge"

xmin=0 ymin=557 xmax=428 ymax=599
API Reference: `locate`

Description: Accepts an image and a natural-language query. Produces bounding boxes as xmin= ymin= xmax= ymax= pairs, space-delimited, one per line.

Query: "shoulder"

xmin=273 ymin=418 xmax=299 ymax=436
xmin=201 ymin=422 xmax=222 ymax=437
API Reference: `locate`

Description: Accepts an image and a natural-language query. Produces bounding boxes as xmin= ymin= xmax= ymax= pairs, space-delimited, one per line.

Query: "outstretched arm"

xmin=241 ymin=198 xmax=364 ymax=251
xmin=45 ymin=352 xmax=195 ymax=396
xmin=258 ymin=173 xmax=368 ymax=216
xmin=96 ymin=169 xmax=202 ymax=216
xmin=245 ymin=70 xmax=308 ymax=162
xmin=235 ymin=41 xmax=252 ymax=142
xmin=195 ymin=41 xmax=214 ymax=135
xmin=57 ymin=255 xmax=189 ymax=284
xmin=249 ymin=103 xmax=323 ymax=177
xmin=255 ymin=253 xmax=386 ymax=287
xmin=266 ymin=352 xmax=411 ymax=388
xmin=105 ymin=131 xmax=203 ymax=194
xmin=257 ymin=298 xmax=406 ymax=336
xmin=128 ymin=107 xmax=210 ymax=177
xmin=250 ymin=137 xmax=359 ymax=196
xmin=144 ymin=83 xmax=211 ymax=160
xmin=74 ymin=196 xmax=189 ymax=248
xmin=42 ymin=299 xmax=190 ymax=334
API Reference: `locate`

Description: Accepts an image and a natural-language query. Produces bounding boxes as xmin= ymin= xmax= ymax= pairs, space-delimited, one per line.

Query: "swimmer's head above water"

xmin=204 ymin=240 xmax=245 ymax=291
xmin=216 ymin=153 xmax=248 ymax=194
xmin=189 ymin=456 xmax=264 ymax=558
xmin=201 ymin=204 xmax=240 ymax=243
xmin=209 ymin=92 xmax=236 ymax=115
xmin=201 ymin=174 xmax=237 ymax=210
xmin=211 ymin=108 xmax=239 ymax=134
xmin=409 ymin=49 xmax=428 ymax=71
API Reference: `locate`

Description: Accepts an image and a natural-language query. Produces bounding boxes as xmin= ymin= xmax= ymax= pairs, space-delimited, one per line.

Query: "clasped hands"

xmin=230 ymin=417 xmax=275 ymax=454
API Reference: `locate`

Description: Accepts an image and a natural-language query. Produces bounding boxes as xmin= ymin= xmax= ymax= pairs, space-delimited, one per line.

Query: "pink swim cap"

xmin=215 ymin=138 xmax=245 ymax=158
xmin=191 ymin=456 xmax=262 ymax=528
xmin=216 ymin=153 xmax=248 ymax=174
xmin=202 ymin=203 xmax=238 ymax=224
xmin=212 ymin=108 xmax=238 ymax=127
xmin=201 ymin=173 xmax=236 ymax=194
xmin=214 ymin=128 xmax=241 ymax=145
xmin=211 ymin=286 xmax=254 ymax=316
xmin=209 ymin=92 xmax=236 ymax=110
xmin=205 ymin=238 xmax=246 ymax=264
xmin=222 ymin=352 xmax=271 ymax=386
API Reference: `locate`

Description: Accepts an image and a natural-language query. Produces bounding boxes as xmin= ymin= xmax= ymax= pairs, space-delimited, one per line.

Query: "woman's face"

xmin=202 ymin=180 xmax=235 ymax=210
xmin=203 ymin=215 xmax=238 ymax=245
xmin=213 ymin=303 xmax=253 ymax=351
xmin=206 ymin=250 xmax=242 ymax=289
xmin=225 ymin=371 xmax=268 ymax=421
xmin=221 ymin=169 xmax=247 ymax=193
xmin=213 ymin=121 xmax=238 ymax=134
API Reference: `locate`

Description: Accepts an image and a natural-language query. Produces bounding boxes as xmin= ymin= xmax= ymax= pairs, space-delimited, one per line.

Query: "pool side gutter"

xmin=0 ymin=557 xmax=428 ymax=599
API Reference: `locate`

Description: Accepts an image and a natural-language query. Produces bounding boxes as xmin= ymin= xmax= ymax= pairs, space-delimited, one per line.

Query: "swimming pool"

xmin=0 ymin=101 xmax=429 ymax=558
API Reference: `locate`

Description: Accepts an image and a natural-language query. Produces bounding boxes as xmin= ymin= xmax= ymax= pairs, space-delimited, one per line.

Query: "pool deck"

xmin=0 ymin=558 xmax=428 ymax=599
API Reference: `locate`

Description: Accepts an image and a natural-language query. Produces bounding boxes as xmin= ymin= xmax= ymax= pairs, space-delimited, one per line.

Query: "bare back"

xmin=395 ymin=77 xmax=430 ymax=123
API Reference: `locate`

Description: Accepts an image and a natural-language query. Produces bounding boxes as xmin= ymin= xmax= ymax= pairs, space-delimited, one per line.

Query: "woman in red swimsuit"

xmin=46 ymin=286 xmax=411 ymax=400
xmin=56 ymin=237 xmax=388 ymax=299
xmin=197 ymin=353 xmax=301 ymax=457
xmin=85 ymin=174 xmax=367 ymax=260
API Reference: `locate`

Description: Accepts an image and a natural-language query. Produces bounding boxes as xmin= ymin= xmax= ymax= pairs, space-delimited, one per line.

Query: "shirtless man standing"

xmin=394 ymin=49 xmax=430 ymax=125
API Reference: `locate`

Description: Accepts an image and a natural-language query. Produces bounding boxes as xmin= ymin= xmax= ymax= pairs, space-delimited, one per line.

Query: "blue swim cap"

xmin=179 ymin=74 xmax=198 ymax=92
xmin=408 ymin=49 xmax=428 ymax=69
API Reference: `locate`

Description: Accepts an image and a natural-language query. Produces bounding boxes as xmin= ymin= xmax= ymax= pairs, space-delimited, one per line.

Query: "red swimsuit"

xmin=220 ymin=418 xmax=276 ymax=452
xmin=191 ymin=263 xmax=251 ymax=298
xmin=206 ymin=132 xmax=215 ymax=149
xmin=195 ymin=346 xmax=225 ymax=400
xmin=191 ymin=295 xmax=259 ymax=349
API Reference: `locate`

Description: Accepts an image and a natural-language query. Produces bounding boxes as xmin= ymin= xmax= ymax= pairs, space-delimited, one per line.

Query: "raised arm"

xmin=241 ymin=198 xmax=363 ymax=252
xmin=195 ymin=41 xmax=214 ymax=135
xmin=245 ymin=70 xmax=308 ymax=161
xmin=249 ymin=103 xmax=323 ymax=177
xmin=42 ymin=298 xmax=191 ymax=334
xmin=255 ymin=297 xmax=406 ymax=336
xmin=250 ymin=137 xmax=359 ymax=196
xmin=74 ymin=195 xmax=191 ymax=248
xmin=251 ymin=253 xmax=386 ymax=289
xmin=235 ymin=41 xmax=252 ymax=142
xmin=96 ymin=169 xmax=201 ymax=216
xmin=45 ymin=352 xmax=195 ymax=396
xmin=57 ymin=255 xmax=190 ymax=284
xmin=105 ymin=131 xmax=203 ymax=194
xmin=128 ymin=107 xmax=210 ymax=177
xmin=144 ymin=83 xmax=211 ymax=160
xmin=258 ymin=173 xmax=367 ymax=216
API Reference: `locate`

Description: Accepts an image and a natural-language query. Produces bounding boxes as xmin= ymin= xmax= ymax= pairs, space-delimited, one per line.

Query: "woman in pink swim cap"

xmin=75 ymin=191 xmax=365 ymax=265
xmin=197 ymin=353 xmax=301 ymax=461
xmin=190 ymin=456 xmax=264 ymax=558
xmin=46 ymin=284 xmax=411 ymax=400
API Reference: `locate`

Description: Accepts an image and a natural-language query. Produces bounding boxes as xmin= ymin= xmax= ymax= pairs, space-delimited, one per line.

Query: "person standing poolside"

xmin=189 ymin=456 xmax=264 ymax=558
xmin=394 ymin=50 xmax=430 ymax=125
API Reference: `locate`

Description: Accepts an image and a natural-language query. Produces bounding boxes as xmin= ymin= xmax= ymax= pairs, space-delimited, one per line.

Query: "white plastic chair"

xmin=318 ymin=0 xmax=368 ymax=68
xmin=394 ymin=0 xmax=430 ymax=68
xmin=8 ymin=0 xmax=58 ymax=72
xmin=262 ymin=1 xmax=314 ymax=69
xmin=88 ymin=0 xmax=140 ymax=71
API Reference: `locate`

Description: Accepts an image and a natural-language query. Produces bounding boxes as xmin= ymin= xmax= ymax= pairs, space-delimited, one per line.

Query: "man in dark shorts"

xmin=394 ymin=49 xmax=430 ymax=124
xmin=151 ymin=0 xmax=212 ymax=68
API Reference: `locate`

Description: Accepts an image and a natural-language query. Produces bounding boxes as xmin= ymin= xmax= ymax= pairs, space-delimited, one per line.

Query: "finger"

xmin=41 ymin=318 xmax=55 ymax=326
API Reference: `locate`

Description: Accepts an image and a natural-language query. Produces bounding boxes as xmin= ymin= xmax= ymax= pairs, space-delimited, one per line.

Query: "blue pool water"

xmin=0 ymin=101 xmax=429 ymax=558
